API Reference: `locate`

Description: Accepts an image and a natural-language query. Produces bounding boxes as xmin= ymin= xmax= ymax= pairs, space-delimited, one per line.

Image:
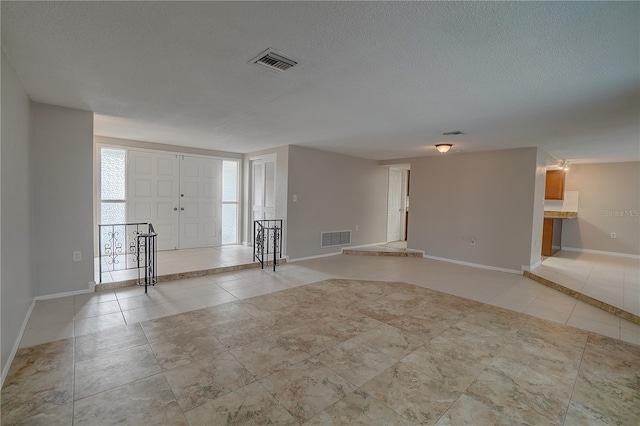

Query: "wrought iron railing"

xmin=98 ymin=222 xmax=157 ymax=291
xmin=253 ymin=219 xmax=283 ymax=271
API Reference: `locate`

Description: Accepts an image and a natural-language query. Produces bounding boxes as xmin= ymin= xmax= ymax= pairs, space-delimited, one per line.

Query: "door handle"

xmin=174 ymin=207 xmax=178 ymax=211
xmin=181 ymin=207 xmax=185 ymax=211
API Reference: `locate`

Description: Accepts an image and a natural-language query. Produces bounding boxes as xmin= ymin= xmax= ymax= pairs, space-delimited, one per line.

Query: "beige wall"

xmin=287 ymin=145 xmax=387 ymax=259
xmin=405 ymin=148 xmax=541 ymax=271
xmin=562 ymin=162 xmax=640 ymax=255
xmin=1 ymin=49 xmax=35 ymax=380
xmin=32 ymin=103 xmax=94 ymax=296
xmin=530 ymin=148 xmax=547 ymax=266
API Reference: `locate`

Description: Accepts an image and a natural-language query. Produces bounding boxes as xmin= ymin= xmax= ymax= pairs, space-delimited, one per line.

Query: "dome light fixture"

xmin=560 ymin=159 xmax=570 ymax=171
xmin=435 ymin=144 xmax=453 ymax=153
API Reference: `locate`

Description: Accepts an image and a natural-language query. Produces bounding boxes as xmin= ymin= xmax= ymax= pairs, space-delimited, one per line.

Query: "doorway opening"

xmin=386 ymin=166 xmax=410 ymax=243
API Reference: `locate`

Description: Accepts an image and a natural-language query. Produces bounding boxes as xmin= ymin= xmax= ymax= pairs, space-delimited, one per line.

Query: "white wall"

xmin=1 ymin=48 xmax=35 ymax=380
xmin=562 ymin=162 xmax=640 ymax=255
xmin=95 ymin=135 xmax=243 ymax=159
xmin=530 ymin=148 xmax=547 ymax=267
xmin=404 ymin=148 xmax=540 ymax=271
xmin=287 ymin=145 xmax=387 ymax=259
xmin=32 ymin=103 xmax=94 ymax=295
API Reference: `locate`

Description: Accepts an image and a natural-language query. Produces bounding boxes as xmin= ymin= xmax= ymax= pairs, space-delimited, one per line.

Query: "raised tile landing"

xmin=524 ymin=271 xmax=640 ymax=326
xmin=343 ymin=242 xmax=423 ymax=258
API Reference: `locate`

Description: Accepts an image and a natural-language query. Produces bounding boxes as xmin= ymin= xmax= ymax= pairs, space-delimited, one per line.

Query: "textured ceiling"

xmin=2 ymin=1 xmax=638 ymax=163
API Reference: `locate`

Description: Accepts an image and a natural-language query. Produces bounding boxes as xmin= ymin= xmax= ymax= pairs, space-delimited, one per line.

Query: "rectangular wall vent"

xmin=250 ymin=48 xmax=298 ymax=73
xmin=321 ymin=230 xmax=351 ymax=248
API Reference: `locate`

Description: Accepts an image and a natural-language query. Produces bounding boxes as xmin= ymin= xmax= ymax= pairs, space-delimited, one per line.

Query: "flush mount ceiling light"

xmin=435 ymin=144 xmax=453 ymax=153
xmin=560 ymin=159 xmax=570 ymax=171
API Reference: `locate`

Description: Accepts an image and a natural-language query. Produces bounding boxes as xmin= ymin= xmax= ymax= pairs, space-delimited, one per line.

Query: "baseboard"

xmin=423 ymin=254 xmax=521 ymax=274
xmin=522 ymin=260 xmax=542 ymax=272
xmin=35 ymin=287 xmax=94 ymax=301
xmin=561 ymin=247 xmax=640 ymax=259
xmin=1 ymin=298 xmax=36 ymax=388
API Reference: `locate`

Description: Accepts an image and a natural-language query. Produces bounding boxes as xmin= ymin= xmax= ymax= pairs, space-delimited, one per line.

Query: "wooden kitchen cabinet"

xmin=542 ymin=218 xmax=562 ymax=257
xmin=545 ymin=170 xmax=565 ymax=200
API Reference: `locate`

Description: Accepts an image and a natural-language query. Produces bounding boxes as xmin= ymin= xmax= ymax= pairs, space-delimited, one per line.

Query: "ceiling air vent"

xmin=250 ymin=48 xmax=298 ymax=73
xmin=442 ymin=131 xmax=465 ymax=136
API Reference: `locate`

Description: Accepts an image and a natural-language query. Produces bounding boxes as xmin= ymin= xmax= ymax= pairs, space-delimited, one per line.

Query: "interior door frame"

xmin=248 ymin=153 xmax=277 ymax=245
xmin=386 ymin=167 xmax=409 ymax=243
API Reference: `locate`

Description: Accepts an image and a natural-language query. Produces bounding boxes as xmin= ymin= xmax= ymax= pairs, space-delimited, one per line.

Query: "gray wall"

xmin=405 ymin=148 xmax=540 ymax=271
xmin=32 ymin=103 xmax=94 ymax=295
xmin=562 ymin=162 xmax=640 ymax=255
xmin=530 ymin=148 xmax=547 ymax=266
xmin=287 ymin=145 xmax=387 ymax=259
xmin=1 ymin=49 xmax=35 ymax=379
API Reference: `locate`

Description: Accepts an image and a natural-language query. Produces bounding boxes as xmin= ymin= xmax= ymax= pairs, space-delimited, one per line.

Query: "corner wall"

xmin=287 ymin=145 xmax=387 ymax=259
xmin=405 ymin=148 xmax=540 ymax=271
xmin=32 ymin=103 xmax=94 ymax=296
xmin=562 ymin=162 xmax=640 ymax=255
xmin=1 ymin=48 xmax=35 ymax=380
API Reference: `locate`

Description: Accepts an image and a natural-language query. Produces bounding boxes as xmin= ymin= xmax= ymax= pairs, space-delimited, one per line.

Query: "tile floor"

xmin=531 ymin=250 xmax=640 ymax=317
xmin=3 ymin=276 xmax=639 ymax=425
xmin=96 ymin=245 xmax=256 ymax=284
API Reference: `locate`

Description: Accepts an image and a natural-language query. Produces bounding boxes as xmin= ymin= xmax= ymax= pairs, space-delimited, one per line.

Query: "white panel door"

xmin=179 ymin=156 xmax=222 ymax=249
xmin=128 ymin=150 xmax=179 ymax=250
xmin=387 ymin=168 xmax=403 ymax=242
xmin=251 ymin=156 xmax=276 ymax=223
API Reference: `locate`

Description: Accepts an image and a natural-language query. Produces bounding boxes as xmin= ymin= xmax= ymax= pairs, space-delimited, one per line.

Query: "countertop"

xmin=544 ymin=211 xmax=578 ymax=219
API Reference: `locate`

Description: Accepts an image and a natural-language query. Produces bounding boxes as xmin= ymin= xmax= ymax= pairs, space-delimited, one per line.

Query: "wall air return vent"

xmin=321 ymin=230 xmax=351 ymax=248
xmin=250 ymin=48 xmax=298 ymax=73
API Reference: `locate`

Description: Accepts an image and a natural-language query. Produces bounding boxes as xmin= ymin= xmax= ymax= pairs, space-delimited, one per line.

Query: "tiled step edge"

xmin=523 ymin=271 xmax=640 ymax=326
xmin=95 ymin=259 xmax=287 ymax=292
xmin=342 ymin=249 xmax=423 ymax=258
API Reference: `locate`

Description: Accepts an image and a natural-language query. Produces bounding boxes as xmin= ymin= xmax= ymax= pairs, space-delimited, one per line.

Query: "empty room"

xmin=1 ymin=2 xmax=639 ymax=425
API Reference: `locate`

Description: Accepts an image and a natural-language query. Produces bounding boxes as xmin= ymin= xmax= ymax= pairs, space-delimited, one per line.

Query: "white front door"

xmin=128 ymin=150 xmax=180 ymax=251
xmin=387 ymin=168 xmax=403 ymax=242
xmin=179 ymin=156 xmax=222 ymax=249
xmin=251 ymin=156 xmax=276 ymax=223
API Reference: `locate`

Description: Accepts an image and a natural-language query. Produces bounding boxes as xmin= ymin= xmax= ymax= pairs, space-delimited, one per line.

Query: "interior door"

xmin=387 ymin=168 xmax=403 ymax=242
xmin=128 ymin=150 xmax=179 ymax=251
xmin=179 ymin=156 xmax=222 ymax=249
xmin=251 ymin=156 xmax=276 ymax=223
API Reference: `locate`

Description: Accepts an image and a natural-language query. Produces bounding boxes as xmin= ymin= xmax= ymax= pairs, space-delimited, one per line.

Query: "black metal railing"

xmin=253 ymin=219 xmax=283 ymax=271
xmin=98 ymin=222 xmax=157 ymax=292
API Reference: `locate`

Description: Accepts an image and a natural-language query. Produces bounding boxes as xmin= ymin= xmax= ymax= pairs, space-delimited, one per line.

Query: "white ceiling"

xmin=2 ymin=1 xmax=638 ymax=163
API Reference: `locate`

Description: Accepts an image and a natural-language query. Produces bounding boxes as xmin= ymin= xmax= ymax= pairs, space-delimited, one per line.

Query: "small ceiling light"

xmin=435 ymin=144 xmax=452 ymax=153
xmin=562 ymin=160 xmax=570 ymax=171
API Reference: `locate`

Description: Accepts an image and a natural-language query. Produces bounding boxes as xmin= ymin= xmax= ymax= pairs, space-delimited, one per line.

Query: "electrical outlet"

xmin=470 ymin=237 xmax=476 ymax=245
xmin=292 ymin=194 xmax=297 ymax=202
xmin=73 ymin=251 xmax=82 ymax=262
xmin=610 ymin=232 xmax=616 ymax=239
xmin=355 ymin=225 xmax=359 ymax=231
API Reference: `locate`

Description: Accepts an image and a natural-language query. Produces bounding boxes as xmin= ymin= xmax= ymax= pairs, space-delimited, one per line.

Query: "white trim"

xmin=522 ymin=260 xmax=542 ymax=272
xmin=423 ymin=254 xmax=521 ymax=274
xmin=561 ymin=247 xmax=640 ymax=259
xmin=35 ymin=287 xmax=93 ymax=301
xmin=288 ymin=252 xmax=342 ymax=262
xmin=1 ymin=299 xmax=36 ymax=387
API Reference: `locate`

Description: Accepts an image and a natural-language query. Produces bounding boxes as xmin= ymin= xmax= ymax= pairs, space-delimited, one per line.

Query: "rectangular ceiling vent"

xmin=250 ymin=48 xmax=298 ymax=73
xmin=321 ymin=230 xmax=351 ymax=248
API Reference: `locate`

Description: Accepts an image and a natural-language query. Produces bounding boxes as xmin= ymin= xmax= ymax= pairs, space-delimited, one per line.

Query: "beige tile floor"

xmin=532 ymin=250 xmax=640 ymax=317
xmin=3 ymin=276 xmax=639 ymax=425
xmin=4 ymin=249 xmax=640 ymax=424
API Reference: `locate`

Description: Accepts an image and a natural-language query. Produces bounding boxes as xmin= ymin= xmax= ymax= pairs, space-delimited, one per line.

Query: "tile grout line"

xmin=560 ymin=332 xmax=590 ymax=425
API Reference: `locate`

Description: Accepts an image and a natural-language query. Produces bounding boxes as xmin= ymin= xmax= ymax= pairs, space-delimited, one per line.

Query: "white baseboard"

xmin=423 ymin=254 xmax=521 ymax=274
xmin=522 ymin=260 xmax=542 ymax=272
xmin=561 ymin=247 xmax=640 ymax=259
xmin=35 ymin=287 xmax=93 ymax=301
xmin=1 ymin=298 xmax=36 ymax=387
